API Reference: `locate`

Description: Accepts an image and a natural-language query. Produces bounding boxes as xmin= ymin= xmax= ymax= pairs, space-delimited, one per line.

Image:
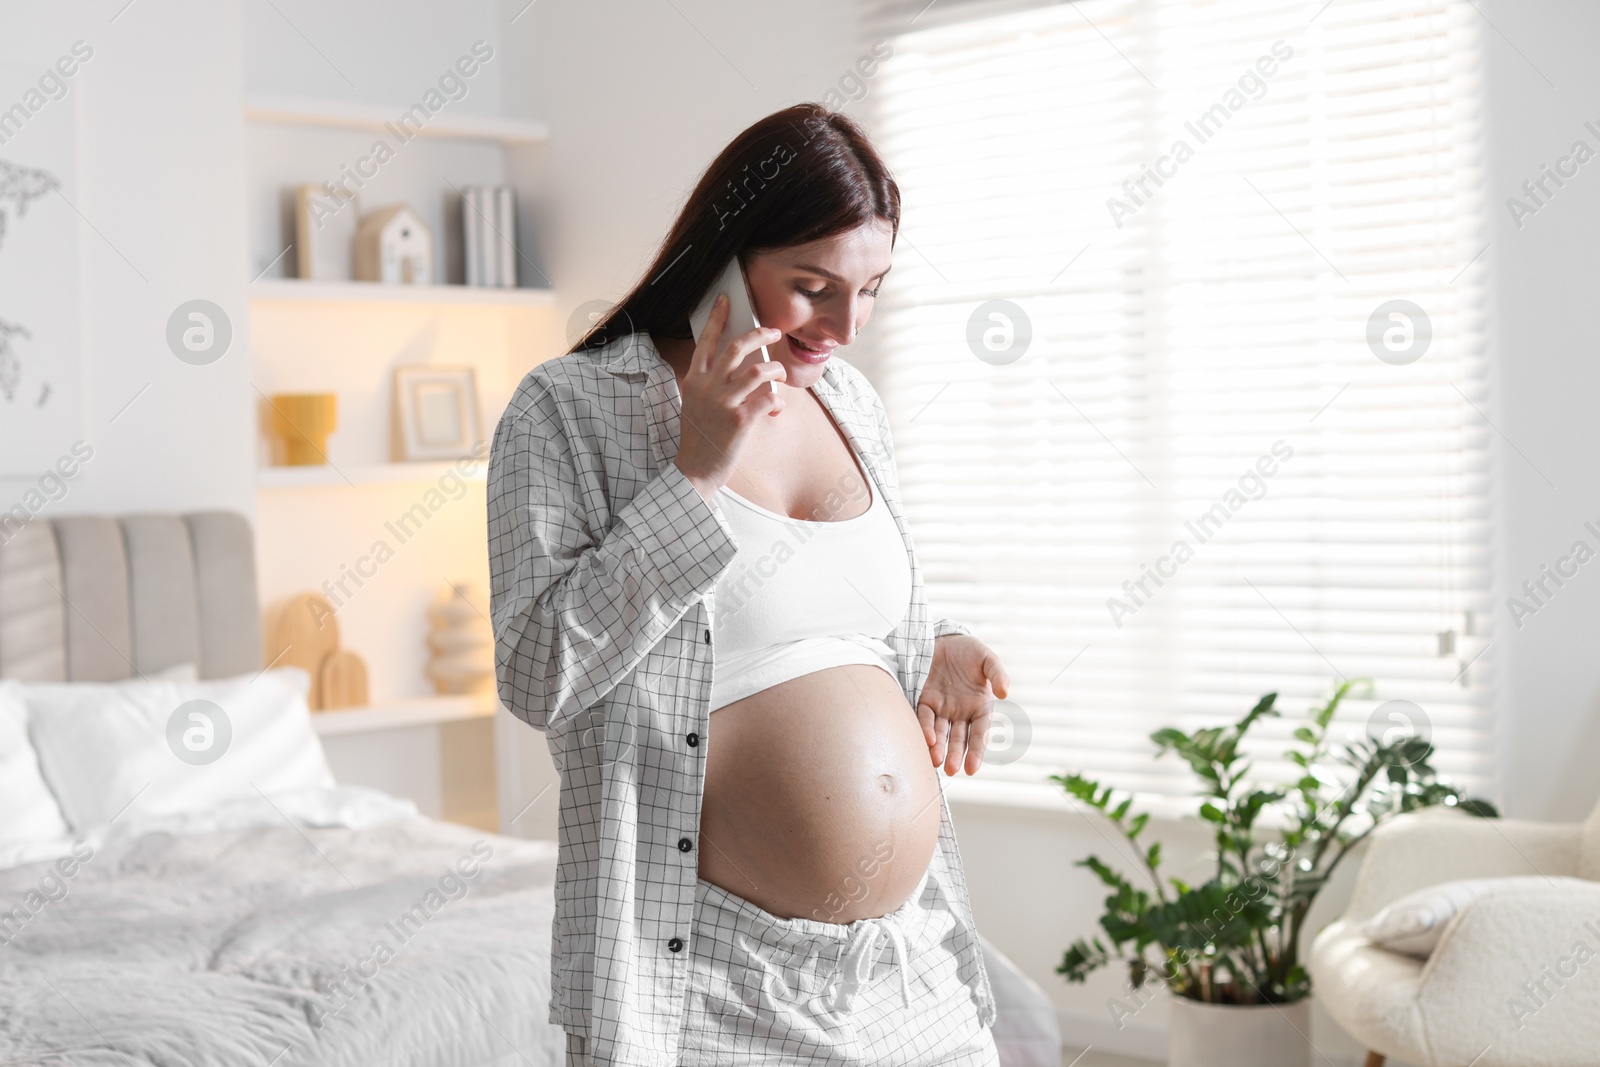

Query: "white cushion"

xmin=1361 ymin=875 xmax=1595 ymax=958
xmin=145 ymin=662 xmax=200 ymax=683
xmin=0 ymin=680 xmax=72 ymax=844
xmin=24 ymin=667 xmax=336 ymax=833
xmin=1582 ymin=797 xmax=1600 ymax=882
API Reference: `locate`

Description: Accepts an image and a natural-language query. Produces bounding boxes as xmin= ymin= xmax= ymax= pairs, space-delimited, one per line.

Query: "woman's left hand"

xmin=916 ymin=634 xmax=1010 ymax=776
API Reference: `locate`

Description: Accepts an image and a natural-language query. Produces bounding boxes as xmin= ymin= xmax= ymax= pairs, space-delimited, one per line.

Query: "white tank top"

xmin=708 ymin=471 xmax=912 ymax=712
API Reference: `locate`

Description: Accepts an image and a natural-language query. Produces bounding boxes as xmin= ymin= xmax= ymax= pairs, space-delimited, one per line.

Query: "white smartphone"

xmin=688 ymin=255 xmax=777 ymax=393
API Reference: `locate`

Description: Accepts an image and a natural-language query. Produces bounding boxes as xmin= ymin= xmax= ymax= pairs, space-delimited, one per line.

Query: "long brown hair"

xmin=569 ymin=103 xmax=901 ymax=354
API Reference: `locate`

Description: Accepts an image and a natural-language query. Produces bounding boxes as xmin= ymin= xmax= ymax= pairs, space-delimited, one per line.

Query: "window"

xmin=857 ymin=0 xmax=1494 ymax=813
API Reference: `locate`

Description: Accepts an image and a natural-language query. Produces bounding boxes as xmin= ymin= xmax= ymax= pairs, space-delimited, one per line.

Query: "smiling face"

xmin=742 ymin=218 xmax=894 ymax=390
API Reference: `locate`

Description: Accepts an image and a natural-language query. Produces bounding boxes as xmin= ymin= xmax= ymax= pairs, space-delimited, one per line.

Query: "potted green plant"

xmin=1053 ymin=681 xmax=1497 ymax=1067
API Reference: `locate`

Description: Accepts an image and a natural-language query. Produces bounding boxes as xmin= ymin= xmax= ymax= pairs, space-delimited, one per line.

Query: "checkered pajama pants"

xmin=565 ymin=843 xmax=999 ymax=1066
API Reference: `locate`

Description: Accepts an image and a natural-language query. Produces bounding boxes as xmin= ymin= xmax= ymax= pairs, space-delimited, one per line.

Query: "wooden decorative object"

xmin=353 ymin=203 xmax=434 ymax=285
xmin=318 ymin=649 xmax=369 ymax=709
xmin=264 ymin=592 xmax=340 ymax=709
xmin=268 ymin=392 xmax=338 ymax=466
xmin=294 ymin=183 xmax=360 ymax=281
xmin=425 ymin=582 xmax=494 ymax=695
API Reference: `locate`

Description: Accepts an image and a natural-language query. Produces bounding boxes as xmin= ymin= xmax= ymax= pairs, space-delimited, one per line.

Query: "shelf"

xmin=250 ymin=278 xmax=554 ymax=308
xmin=245 ymin=95 xmax=550 ymax=144
xmin=312 ymin=693 xmax=499 ymax=736
xmin=258 ymin=461 xmax=487 ymax=488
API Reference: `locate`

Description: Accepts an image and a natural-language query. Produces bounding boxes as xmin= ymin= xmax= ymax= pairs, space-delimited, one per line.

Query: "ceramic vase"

xmin=426 ymin=581 xmax=494 ymax=695
xmin=1167 ymin=994 xmax=1312 ymax=1067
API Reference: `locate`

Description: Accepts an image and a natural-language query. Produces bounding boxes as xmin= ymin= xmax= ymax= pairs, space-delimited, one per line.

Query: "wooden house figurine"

xmin=354 ymin=204 xmax=434 ymax=284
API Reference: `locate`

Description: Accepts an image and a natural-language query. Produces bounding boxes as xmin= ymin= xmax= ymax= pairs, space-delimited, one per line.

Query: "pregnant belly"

xmin=698 ymin=663 xmax=942 ymax=924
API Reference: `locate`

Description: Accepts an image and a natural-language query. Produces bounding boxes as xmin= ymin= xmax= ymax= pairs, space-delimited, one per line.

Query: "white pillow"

xmin=0 ymin=680 xmax=73 ymax=844
xmin=23 ymin=666 xmax=336 ymax=833
xmin=145 ymin=662 xmax=200 ymax=683
xmin=1362 ymin=876 xmax=1594 ymax=958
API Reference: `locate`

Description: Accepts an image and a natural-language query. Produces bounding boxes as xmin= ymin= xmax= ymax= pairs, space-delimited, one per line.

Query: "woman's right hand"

xmin=673 ymin=293 xmax=787 ymax=502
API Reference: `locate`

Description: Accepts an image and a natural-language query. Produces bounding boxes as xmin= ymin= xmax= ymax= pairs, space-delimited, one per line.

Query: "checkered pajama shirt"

xmin=487 ymin=331 xmax=998 ymax=1067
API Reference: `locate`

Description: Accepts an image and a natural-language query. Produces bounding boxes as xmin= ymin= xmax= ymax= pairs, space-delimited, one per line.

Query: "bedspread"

xmin=0 ymin=794 xmax=564 ymax=1067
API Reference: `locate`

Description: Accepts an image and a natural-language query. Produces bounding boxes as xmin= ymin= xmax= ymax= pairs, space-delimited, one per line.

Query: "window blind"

xmin=854 ymin=0 xmax=1495 ymax=814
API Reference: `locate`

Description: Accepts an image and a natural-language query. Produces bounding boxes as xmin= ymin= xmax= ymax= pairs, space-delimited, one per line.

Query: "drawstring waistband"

xmin=826 ymin=913 xmax=912 ymax=1013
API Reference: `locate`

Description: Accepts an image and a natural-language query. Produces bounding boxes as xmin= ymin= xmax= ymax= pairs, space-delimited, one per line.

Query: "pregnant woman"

xmin=489 ymin=103 xmax=1010 ymax=1067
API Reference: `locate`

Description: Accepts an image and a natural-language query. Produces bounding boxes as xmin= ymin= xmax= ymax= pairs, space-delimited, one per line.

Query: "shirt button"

xmin=686 ymin=732 xmax=699 ymax=748
xmin=678 ymin=837 xmax=693 ymax=852
xmin=667 ymin=937 xmax=684 ymax=952
xmin=704 ymin=629 xmax=711 ymax=644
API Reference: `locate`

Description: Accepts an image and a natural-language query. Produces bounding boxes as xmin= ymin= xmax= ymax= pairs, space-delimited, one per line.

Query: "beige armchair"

xmin=1308 ymin=799 xmax=1600 ymax=1067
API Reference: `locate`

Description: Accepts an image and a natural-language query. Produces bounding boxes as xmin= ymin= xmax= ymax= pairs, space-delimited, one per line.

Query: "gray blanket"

xmin=0 ymin=805 xmax=565 ymax=1067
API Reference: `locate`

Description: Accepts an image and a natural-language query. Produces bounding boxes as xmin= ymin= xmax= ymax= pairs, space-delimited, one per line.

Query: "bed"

xmin=0 ymin=511 xmax=567 ymax=1067
xmin=0 ymin=510 xmax=1059 ymax=1066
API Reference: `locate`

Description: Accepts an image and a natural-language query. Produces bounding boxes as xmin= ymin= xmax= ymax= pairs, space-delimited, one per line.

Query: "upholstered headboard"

xmin=0 ymin=511 xmax=261 ymax=682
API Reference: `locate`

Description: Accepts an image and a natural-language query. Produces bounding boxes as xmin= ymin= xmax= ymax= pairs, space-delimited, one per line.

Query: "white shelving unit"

xmin=311 ymin=693 xmax=500 ymax=737
xmin=257 ymin=461 xmax=487 ymax=489
xmin=245 ymin=95 xmax=550 ymax=144
xmin=251 ymin=278 xmax=555 ymax=308
xmin=245 ymin=94 xmax=556 ymax=832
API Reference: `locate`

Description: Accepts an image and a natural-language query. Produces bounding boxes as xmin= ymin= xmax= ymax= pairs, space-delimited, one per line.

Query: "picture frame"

xmin=391 ymin=365 xmax=481 ymax=461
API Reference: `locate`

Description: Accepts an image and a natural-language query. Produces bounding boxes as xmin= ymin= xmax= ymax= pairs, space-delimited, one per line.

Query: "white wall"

xmin=496 ymin=0 xmax=869 ymax=331
xmin=0 ymin=0 xmax=250 ymax=518
xmin=241 ymin=0 xmax=504 ymax=117
xmin=1482 ymin=0 xmax=1600 ymax=825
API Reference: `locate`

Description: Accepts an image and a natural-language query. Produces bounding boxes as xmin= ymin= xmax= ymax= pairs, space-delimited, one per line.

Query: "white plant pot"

xmin=1167 ymin=994 xmax=1311 ymax=1067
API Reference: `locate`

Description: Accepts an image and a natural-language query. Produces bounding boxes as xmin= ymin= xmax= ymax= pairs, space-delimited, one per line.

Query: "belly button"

xmin=877 ymin=773 xmax=896 ymax=794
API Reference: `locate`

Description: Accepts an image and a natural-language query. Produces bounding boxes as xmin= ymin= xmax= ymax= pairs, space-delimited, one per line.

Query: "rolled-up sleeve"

xmin=487 ymin=383 xmax=738 ymax=734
